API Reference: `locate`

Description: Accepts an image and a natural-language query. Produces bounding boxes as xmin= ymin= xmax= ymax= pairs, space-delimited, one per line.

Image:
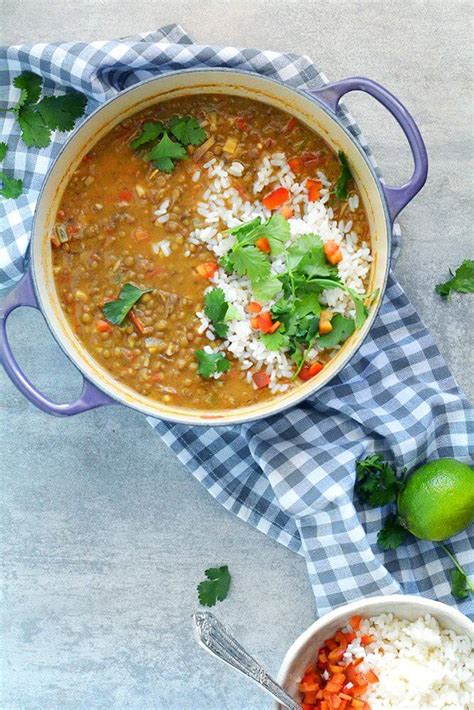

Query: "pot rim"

xmin=29 ymin=67 xmax=392 ymax=425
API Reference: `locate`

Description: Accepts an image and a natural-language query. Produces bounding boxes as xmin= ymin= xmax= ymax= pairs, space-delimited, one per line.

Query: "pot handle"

xmin=309 ymin=77 xmax=428 ymax=221
xmin=0 ymin=270 xmax=113 ymax=417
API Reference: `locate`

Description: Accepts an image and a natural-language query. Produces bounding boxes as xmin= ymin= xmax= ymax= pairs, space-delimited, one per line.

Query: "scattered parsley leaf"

xmin=316 ymin=314 xmax=355 ymax=349
xmin=450 ymin=569 xmax=470 ymax=600
xmin=197 ymin=565 xmax=231 ymax=607
xmin=261 ymin=331 xmax=290 ymax=351
xmin=204 ymin=288 xmax=229 ymax=338
xmin=0 ymin=171 xmax=23 ymax=199
xmin=17 ymin=105 xmax=51 ymax=148
xmin=334 ymin=150 xmax=352 ymax=200
xmin=195 ymin=349 xmax=231 ymax=378
xmin=13 ymin=71 xmax=43 ymax=108
xmin=130 ymin=121 xmax=166 ymax=150
xmin=35 ymin=92 xmax=87 ymax=131
xmin=0 ymin=142 xmax=8 ymax=161
xmin=435 ymin=260 xmax=474 ymax=299
xmin=377 ymin=514 xmax=407 ymax=550
xmin=148 ymin=132 xmax=187 ymax=173
xmin=102 ymin=283 xmax=153 ymax=325
xmin=355 ymin=454 xmax=405 ymax=507
xmin=169 ymin=115 xmax=207 ymax=146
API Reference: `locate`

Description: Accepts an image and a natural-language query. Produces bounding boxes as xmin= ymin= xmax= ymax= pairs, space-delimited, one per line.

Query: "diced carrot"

xmin=262 ymin=186 xmax=290 ymax=210
xmin=303 ymin=691 xmax=319 ymax=704
xmin=134 ymin=227 xmax=149 ymax=242
xmin=288 ymin=157 xmax=303 ymax=173
xmin=351 ymin=699 xmax=365 ymax=709
xmin=329 ymin=664 xmax=345 ymax=674
xmin=345 ymin=632 xmax=356 ymax=643
xmin=251 ymin=316 xmax=261 ymax=329
xmin=251 ymin=311 xmax=280 ymax=334
xmin=247 ymin=301 xmax=262 ymax=313
xmin=268 ymin=319 xmax=281 ymax=334
xmin=324 ymin=240 xmax=343 ymax=265
xmin=302 ymin=704 xmax=315 ymax=710
xmin=299 ymin=361 xmax=324 ymax=381
xmin=255 ymin=236 xmax=271 ymax=254
xmin=279 ymin=204 xmax=294 ymax=219
xmin=307 ymin=178 xmax=322 ymax=202
xmin=129 ymin=309 xmax=145 ymax=334
xmin=96 ymin=319 xmax=112 ymax=333
xmin=196 ymin=262 xmax=218 ymax=279
xmin=252 ymin=371 xmax=270 ymax=389
xmin=339 ymin=694 xmax=353 ymax=702
xmin=360 ymin=635 xmax=374 ymax=647
xmin=350 ymin=615 xmax=362 ymax=631
xmin=119 ymin=189 xmax=133 ymax=202
xmin=285 ymin=116 xmax=299 ymax=133
xmin=235 ymin=116 xmax=247 ymax=130
xmin=300 ymin=681 xmax=320 ymax=693
xmin=321 ymin=701 xmax=329 ymax=710
xmin=319 ymin=319 xmax=333 ymax=335
xmin=366 ymin=670 xmax=378 ymax=684
xmin=328 ymin=647 xmax=346 ymax=663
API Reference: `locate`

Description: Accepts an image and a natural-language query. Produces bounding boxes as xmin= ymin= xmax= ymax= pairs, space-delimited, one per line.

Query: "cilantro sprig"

xmin=102 ymin=283 xmax=152 ymax=325
xmin=334 ymin=150 xmax=352 ymax=200
xmin=0 ymin=143 xmax=23 ymax=199
xmin=197 ymin=565 xmax=231 ymax=607
xmin=204 ymin=288 xmax=229 ymax=339
xmin=195 ymin=349 xmax=231 ymax=378
xmin=6 ymin=71 xmax=87 ymax=148
xmin=435 ymin=260 xmax=474 ymax=299
xmin=129 ymin=115 xmax=206 ymax=173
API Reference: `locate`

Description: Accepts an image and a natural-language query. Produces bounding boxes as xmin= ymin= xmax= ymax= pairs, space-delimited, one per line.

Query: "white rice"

xmin=344 ymin=613 xmax=474 ymax=710
xmin=151 ymin=239 xmax=171 ymax=257
xmin=187 ymin=152 xmax=372 ymax=390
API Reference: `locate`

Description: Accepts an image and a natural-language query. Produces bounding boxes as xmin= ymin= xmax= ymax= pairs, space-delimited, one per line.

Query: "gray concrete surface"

xmin=1 ymin=1 xmax=473 ymax=708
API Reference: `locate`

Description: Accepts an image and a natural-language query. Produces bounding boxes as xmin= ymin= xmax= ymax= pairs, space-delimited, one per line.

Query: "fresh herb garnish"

xmin=204 ymin=288 xmax=229 ymax=338
xmin=316 ymin=314 xmax=355 ymax=349
xmin=435 ymin=260 xmax=474 ymax=299
xmin=102 ymin=283 xmax=152 ymax=325
xmin=0 ymin=143 xmax=23 ymax=199
xmin=197 ymin=565 xmax=231 ymax=607
xmin=355 ymin=454 xmax=405 ymax=507
xmin=377 ymin=514 xmax=407 ymax=550
xmin=441 ymin=544 xmax=474 ymax=600
xmin=334 ymin=150 xmax=352 ymax=200
xmin=261 ymin=331 xmax=290 ymax=351
xmin=6 ymin=71 xmax=87 ymax=148
xmin=130 ymin=115 xmax=207 ymax=173
xmin=195 ymin=349 xmax=231 ymax=378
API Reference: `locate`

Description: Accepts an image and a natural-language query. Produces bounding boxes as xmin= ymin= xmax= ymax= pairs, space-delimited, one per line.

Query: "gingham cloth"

xmin=1 ymin=25 xmax=473 ymax=617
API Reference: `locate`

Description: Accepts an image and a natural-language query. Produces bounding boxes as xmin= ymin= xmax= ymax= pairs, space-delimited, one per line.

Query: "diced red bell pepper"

xmin=324 ymin=240 xmax=343 ymax=265
xmin=307 ymin=178 xmax=322 ymax=202
xmin=288 ymin=157 xmax=303 ymax=173
xmin=252 ymin=371 xmax=270 ymax=388
xmin=247 ymin=301 xmax=262 ymax=313
xmin=196 ymin=262 xmax=218 ymax=279
xmin=255 ymin=236 xmax=271 ymax=253
xmin=279 ymin=205 xmax=294 ymax=219
xmin=299 ymin=362 xmax=324 ymax=381
xmin=262 ymin=186 xmax=290 ymax=210
xmin=119 ymin=189 xmax=133 ymax=202
xmin=96 ymin=319 xmax=112 ymax=333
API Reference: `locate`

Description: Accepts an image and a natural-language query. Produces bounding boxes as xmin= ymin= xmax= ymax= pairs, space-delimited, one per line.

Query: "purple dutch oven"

xmin=0 ymin=70 xmax=428 ymax=425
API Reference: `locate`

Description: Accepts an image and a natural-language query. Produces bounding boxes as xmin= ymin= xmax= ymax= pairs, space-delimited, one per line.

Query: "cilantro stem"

xmin=292 ymin=335 xmax=318 ymax=380
xmin=285 ymin=254 xmax=296 ymax=303
xmin=440 ymin=543 xmax=474 ymax=592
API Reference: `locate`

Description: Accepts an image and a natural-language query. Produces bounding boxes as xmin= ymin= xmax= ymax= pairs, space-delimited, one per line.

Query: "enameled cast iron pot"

xmin=0 ymin=70 xmax=428 ymax=425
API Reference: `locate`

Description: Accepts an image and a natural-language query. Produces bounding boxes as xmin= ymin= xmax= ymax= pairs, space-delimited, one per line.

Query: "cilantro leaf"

xmin=316 ymin=314 xmax=355 ymax=349
xmin=169 ymin=115 xmax=207 ymax=146
xmin=35 ymin=92 xmax=87 ymax=131
xmin=195 ymin=349 xmax=231 ymax=378
xmin=252 ymin=275 xmax=282 ymax=302
xmin=197 ymin=565 xmax=231 ymax=607
xmin=224 ymin=304 xmax=241 ymax=322
xmin=232 ymin=245 xmax=271 ymax=282
xmin=261 ymin=213 xmax=290 ymax=256
xmin=287 ymin=233 xmax=323 ymax=270
xmin=334 ymin=150 xmax=352 ymax=200
xmin=148 ymin=132 xmax=187 ymax=173
xmin=13 ymin=72 xmax=43 ymax=108
xmin=17 ymin=105 xmax=51 ymax=148
xmin=130 ymin=121 xmax=166 ymax=150
xmin=355 ymin=454 xmax=405 ymax=507
xmin=102 ymin=283 xmax=153 ymax=325
xmin=435 ymin=260 xmax=474 ymax=299
xmin=261 ymin=331 xmax=290 ymax=351
xmin=0 ymin=171 xmax=23 ymax=199
xmin=450 ymin=569 xmax=470 ymax=600
xmin=0 ymin=142 xmax=8 ymax=161
xmin=377 ymin=514 xmax=407 ymax=550
xmin=204 ymin=288 xmax=229 ymax=338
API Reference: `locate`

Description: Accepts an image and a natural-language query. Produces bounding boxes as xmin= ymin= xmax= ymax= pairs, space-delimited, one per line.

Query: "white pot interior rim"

xmin=30 ymin=68 xmax=392 ymax=425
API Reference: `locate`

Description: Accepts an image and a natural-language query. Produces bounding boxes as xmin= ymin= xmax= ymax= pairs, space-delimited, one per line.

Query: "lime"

xmin=398 ymin=458 xmax=474 ymax=541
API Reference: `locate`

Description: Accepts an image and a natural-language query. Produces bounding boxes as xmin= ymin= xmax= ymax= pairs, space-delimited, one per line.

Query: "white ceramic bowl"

xmin=275 ymin=594 xmax=474 ymax=708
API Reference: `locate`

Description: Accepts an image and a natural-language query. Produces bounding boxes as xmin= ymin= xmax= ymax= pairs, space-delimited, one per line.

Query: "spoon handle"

xmin=193 ymin=612 xmax=301 ymax=710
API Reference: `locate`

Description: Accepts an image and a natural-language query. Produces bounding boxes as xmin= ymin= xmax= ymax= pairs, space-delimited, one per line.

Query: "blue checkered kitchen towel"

xmin=1 ymin=24 xmax=473 ymax=617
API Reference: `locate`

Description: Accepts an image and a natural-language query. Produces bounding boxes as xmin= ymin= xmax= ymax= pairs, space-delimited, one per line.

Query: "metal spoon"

xmin=193 ymin=611 xmax=301 ymax=710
